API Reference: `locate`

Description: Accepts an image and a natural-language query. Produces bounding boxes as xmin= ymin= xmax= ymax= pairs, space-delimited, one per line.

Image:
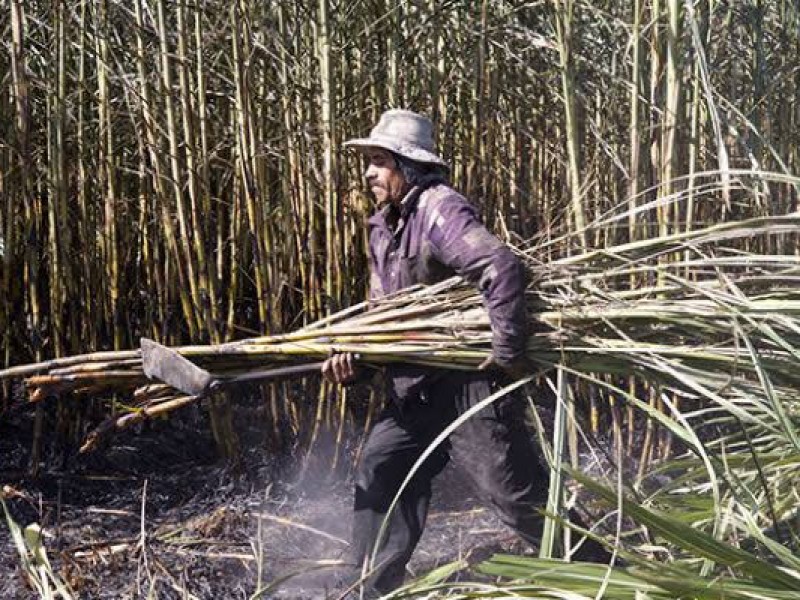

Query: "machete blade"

xmin=140 ymin=337 xmax=214 ymax=396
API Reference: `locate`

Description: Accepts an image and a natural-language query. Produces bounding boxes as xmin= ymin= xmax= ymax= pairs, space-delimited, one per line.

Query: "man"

xmin=322 ymin=109 xmax=549 ymax=596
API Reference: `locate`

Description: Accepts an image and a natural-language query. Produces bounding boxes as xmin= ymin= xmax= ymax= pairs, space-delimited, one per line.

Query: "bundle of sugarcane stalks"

xmin=3 ymin=202 xmax=800 ymax=460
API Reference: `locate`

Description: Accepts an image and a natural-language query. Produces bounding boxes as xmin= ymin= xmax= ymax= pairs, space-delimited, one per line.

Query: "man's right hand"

xmin=321 ymin=352 xmax=358 ymax=384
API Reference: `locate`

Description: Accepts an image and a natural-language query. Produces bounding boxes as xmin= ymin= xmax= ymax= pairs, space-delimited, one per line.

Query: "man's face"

xmin=364 ymin=148 xmax=409 ymax=207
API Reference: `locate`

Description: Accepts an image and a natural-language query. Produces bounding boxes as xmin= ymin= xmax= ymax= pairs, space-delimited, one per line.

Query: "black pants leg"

xmin=445 ymin=373 xmax=549 ymax=546
xmin=352 ymin=373 xmax=548 ymax=593
xmin=352 ymin=401 xmax=448 ymax=594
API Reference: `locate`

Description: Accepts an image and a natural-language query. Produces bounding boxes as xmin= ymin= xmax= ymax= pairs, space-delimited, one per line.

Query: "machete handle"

xmin=215 ymin=353 xmax=363 ymax=388
xmin=225 ymin=361 xmax=326 ymax=385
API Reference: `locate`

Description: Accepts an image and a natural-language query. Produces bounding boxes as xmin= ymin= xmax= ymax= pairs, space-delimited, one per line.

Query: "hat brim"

xmin=344 ymin=137 xmax=448 ymax=168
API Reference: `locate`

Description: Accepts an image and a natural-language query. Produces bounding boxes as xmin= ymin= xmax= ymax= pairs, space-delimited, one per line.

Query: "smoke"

xmin=254 ymin=427 xmax=357 ymax=597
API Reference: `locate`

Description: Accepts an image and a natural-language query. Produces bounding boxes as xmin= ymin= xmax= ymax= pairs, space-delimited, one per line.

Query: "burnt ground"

xmin=0 ymin=390 xmax=568 ymax=600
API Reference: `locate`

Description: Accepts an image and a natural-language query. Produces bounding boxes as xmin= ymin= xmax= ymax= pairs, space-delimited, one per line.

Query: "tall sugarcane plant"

xmin=1 ymin=0 xmax=799 ymax=466
xmin=3 ymin=172 xmax=799 ymax=459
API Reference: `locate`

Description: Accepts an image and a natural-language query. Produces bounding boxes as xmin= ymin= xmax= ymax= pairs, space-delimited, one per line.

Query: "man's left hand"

xmin=479 ymin=354 xmax=536 ymax=380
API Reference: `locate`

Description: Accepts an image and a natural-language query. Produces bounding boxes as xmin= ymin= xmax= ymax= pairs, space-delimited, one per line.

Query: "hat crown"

xmin=370 ymin=109 xmax=436 ymax=152
xmin=343 ymin=108 xmax=447 ymax=167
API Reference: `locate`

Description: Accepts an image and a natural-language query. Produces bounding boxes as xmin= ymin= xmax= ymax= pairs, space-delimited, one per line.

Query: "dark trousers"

xmin=351 ymin=372 xmax=549 ymax=594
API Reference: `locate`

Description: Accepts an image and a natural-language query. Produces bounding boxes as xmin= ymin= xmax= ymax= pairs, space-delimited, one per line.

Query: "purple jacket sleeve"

xmin=427 ymin=196 xmax=529 ymax=364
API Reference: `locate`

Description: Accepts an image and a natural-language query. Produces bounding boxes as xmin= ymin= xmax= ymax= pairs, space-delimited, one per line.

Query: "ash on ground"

xmin=0 ymin=398 xmax=555 ymax=600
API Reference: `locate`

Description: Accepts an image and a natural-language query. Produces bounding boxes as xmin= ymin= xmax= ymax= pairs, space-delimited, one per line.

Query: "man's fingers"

xmin=321 ymin=357 xmax=336 ymax=383
xmin=322 ymin=354 xmax=343 ymax=383
xmin=344 ymin=353 xmax=355 ymax=379
xmin=322 ymin=352 xmax=357 ymax=384
xmin=333 ymin=354 xmax=347 ymax=382
xmin=329 ymin=354 xmax=341 ymax=382
xmin=336 ymin=353 xmax=354 ymax=383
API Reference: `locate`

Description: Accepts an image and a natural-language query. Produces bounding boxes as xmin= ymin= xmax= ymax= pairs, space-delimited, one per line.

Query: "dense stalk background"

xmin=1 ymin=0 xmax=798 ymax=451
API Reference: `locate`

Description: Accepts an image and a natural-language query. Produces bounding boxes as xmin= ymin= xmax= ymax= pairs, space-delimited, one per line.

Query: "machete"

xmin=140 ymin=337 xmax=332 ymax=397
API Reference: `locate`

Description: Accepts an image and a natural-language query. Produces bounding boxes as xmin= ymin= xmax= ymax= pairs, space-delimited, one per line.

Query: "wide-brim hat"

xmin=344 ymin=109 xmax=448 ymax=168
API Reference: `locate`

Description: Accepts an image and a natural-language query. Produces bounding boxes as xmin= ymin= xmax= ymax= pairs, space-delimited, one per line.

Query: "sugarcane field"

xmin=2 ymin=0 xmax=800 ymax=598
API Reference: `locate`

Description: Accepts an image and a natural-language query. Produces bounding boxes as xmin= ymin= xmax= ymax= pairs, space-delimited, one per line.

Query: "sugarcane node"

xmin=29 ymin=387 xmax=47 ymax=403
xmin=27 ymin=382 xmax=64 ymax=403
xmin=116 ymin=412 xmax=142 ymax=428
xmin=79 ymin=417 xmax=118 ymax=454
xmin=77 ymin=437 xmax=97 ymax=455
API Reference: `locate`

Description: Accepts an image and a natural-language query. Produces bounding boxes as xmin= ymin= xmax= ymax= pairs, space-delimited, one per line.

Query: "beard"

xmin=370 ymin=184 xmax=389 ymax=207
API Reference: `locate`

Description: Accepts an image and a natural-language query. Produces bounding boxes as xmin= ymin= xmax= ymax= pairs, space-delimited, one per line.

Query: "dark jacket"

xmin=367 ymin=178 xmax=528 ymax=403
